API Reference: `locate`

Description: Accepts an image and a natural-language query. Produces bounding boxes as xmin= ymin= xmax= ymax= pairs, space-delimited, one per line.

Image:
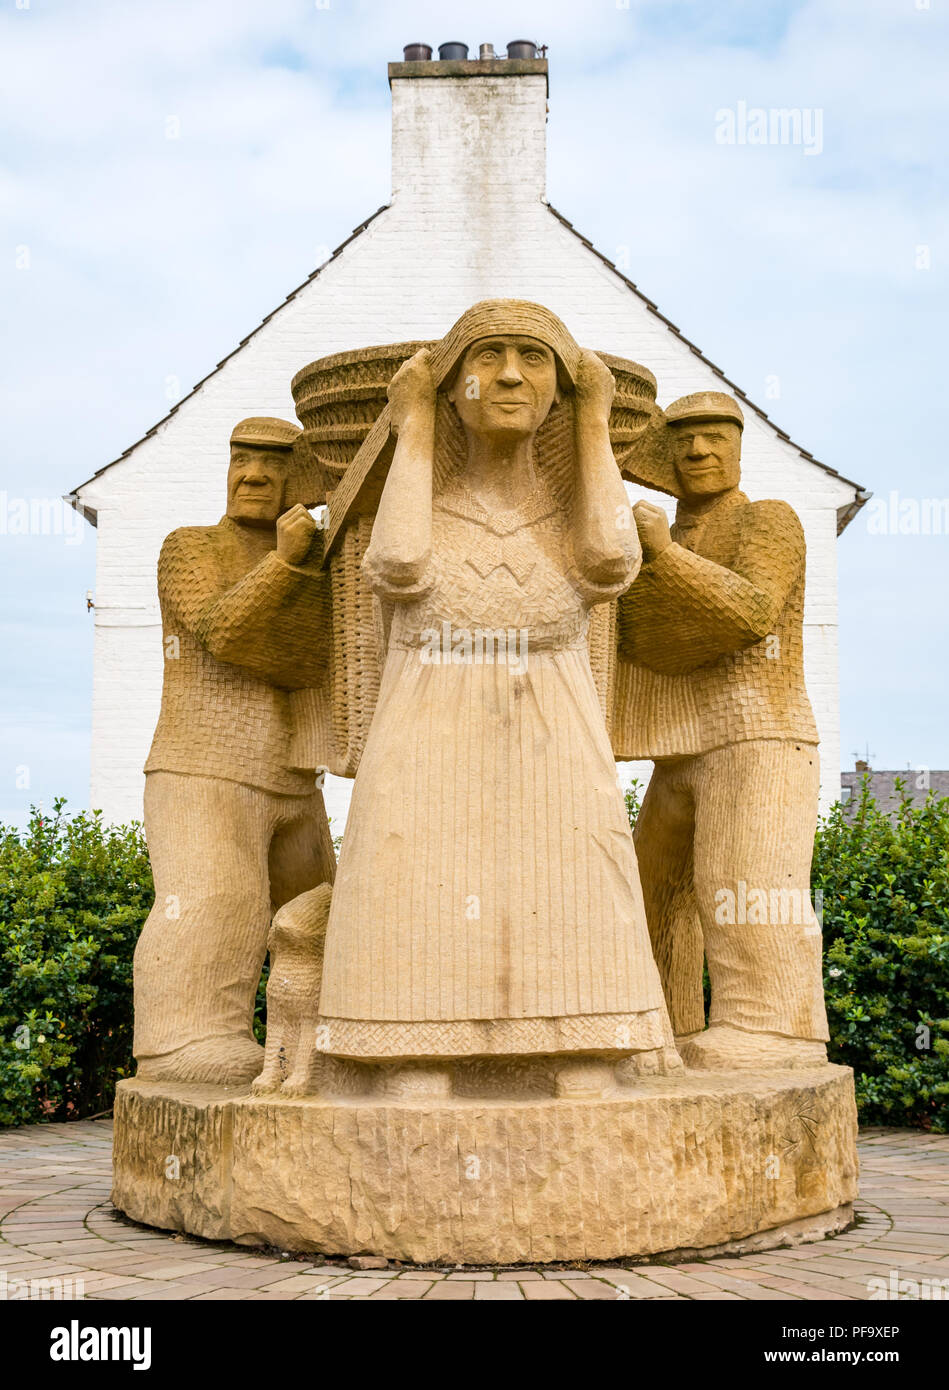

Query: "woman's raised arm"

xmin=364 ymin=349 xmax=436 ymax=594
xmin=571 ymin=349 xmax=641 ymax=595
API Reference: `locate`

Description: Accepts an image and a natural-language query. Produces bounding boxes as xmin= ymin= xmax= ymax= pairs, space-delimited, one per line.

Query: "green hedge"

xmin=626 ymin=775 xmax=949 ymax=1131
xmin=814 ymin=779 xmax=949 ymax=1130
xmin=0 ymin=799 xmax=150 ymax=1127
xmin=1 ymin=784 xmax=947 ymax=1129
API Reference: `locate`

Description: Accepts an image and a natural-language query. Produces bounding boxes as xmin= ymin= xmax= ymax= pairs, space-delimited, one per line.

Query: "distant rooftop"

xmin=839 ymin=766 xmax=949 ymax=817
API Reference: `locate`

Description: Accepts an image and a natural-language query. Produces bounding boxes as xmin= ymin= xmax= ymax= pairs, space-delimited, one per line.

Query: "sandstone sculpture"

xmin=616 ymin=392 xmax=828 ymax=1069
xmin=252 ymin=882 xmax=332 ymax=1098
xmin=133 ymin=417 xmax=336 ymax=1086
xmin=116 ymin=305 xmax=857 ymax=1265
xmin=312 ymin=300 xmax=676 ymax=1098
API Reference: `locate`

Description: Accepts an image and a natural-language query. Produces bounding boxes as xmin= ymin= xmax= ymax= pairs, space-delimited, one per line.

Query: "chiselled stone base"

xmin=111 ymin=1065 xmax=858 ymax=1266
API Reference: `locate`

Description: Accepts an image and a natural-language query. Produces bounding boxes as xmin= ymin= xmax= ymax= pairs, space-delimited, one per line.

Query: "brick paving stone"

xmin=498 ymin=1269 xmax=543 ymax=1279
xmin=670 ymin=1268 xmax=757 ymax=1296
xmin=752 ymin=1274 xmax=856 ymax=1300
xmin=521 ymin=1280 xmax=577 ymax=1299
xmin=629 ymin=1269 xmax=719 ymax=1295
xmin=142 ymin=1261 xmax=223 ymax=1280
xmin=563 ymin=1279 xmax=621 ymax=1300
xmin=446 ymin=1271 xmax=495 ymax=1280
xmin=0 ymin=1262 xmax=89 ymax=1281
xmin=78 ymin=1279 xmax=155 ymax=1299
xmin=239 ymin=1270 xmax=333 ymax=1291
xmin=423 ymin=1281 xmax=475 ymax=1299
xmin=68 ymin=1273 xmax=139 ymax=1293
xmin=762 ymin=1266 xmax=873 ymax=1297
xmin=175 ymin=1287 xmax=241 ymax=1300
xmin=594 ymin=1272 xmax=681 ymax=1298
xmin=474 ymin=1282 xmax=525 ymax=1300
xmin=187 ymin=1288 xmax=259 ymax=1301
xmin=120 ymin=1280 xmax=201 ymax=1297
xmin=23 ymin=1239 xmax=108 ymax=1255
xmin=727 ymin=1285 xmax=801 ymax=1300
xmin=692 ymin=1291 xmax=745 ymax=1299
xmin=317 ymin=1276 xmax=389 ymax=1296
xmin=367 ymin=1280 xmax=435 ymax=1300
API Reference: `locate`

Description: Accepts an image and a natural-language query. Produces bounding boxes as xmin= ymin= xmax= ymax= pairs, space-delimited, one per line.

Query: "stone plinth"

xmin=112 ymin=1065 xmax=858 ymax=1266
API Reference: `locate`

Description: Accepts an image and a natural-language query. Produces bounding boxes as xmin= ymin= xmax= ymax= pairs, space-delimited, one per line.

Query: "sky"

xmin=1 ymin=0 xmax=947 ymax=829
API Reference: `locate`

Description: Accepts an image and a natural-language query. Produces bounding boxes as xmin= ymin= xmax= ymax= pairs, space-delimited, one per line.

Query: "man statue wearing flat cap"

xmin=133 ymin=417 xmax=335 ymax=1085
xmin=617 ymin=392 xmax=829 ymax=1070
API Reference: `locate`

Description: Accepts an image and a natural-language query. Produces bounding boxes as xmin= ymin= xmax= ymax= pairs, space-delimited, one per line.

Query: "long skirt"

xmin=317 ymin=645 xmax=669 ymax=1060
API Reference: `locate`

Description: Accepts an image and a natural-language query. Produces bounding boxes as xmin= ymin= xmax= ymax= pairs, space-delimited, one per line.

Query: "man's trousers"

xmin=633 ymin=739 xmax=829 ymax=1042
xmin=133 ymin=772 xmax=336 ymax=1062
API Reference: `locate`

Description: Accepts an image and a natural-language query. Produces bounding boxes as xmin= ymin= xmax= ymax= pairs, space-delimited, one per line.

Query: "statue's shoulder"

xmin=739 ymin=495 xmax=804 ymax=540
xmin=159 ymin=520 xmax=227 ymax=560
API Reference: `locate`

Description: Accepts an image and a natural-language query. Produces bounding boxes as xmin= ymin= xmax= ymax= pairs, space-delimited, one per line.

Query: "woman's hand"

xmin=388 ymin=348 xmax=436 ymax=435
xmin=574 ymin=349 xmax=616 ymax=421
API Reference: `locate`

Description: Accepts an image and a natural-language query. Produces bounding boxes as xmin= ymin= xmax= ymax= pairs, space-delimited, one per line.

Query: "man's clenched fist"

xmin=276 ymin=504 xmax=317 ymax=565
xmin=632 ymin=500 xmax=673 ymax=563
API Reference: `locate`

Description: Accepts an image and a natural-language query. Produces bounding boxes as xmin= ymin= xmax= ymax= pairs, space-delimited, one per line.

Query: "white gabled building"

xmin=71 ymin=49 xmax=868 ymax=826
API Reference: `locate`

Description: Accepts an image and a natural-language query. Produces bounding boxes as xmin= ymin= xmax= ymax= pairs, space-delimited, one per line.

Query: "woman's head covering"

xmin=432 ymin=299 xmax=581 ymax=393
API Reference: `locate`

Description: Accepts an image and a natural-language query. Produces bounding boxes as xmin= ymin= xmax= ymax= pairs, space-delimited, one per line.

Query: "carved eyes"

xmin=476 ymin=347 xmax=549 ymax=367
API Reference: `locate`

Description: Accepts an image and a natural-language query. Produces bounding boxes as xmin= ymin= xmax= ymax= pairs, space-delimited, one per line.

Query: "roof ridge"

xmin=69 ymin=205 xmax=390 ymax=500
xmin=544 ymin=202 xmax=870 ymax=528
xmin=71 ymin=198 xmax=870 ymax=536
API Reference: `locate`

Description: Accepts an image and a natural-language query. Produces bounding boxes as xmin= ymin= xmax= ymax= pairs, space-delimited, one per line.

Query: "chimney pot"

xmin=507 ymin=40 xmax=537 ymax=60
xmin=403 ymin=44 xmax=433 ymax=62
xmin=438 ymin=42 xmax=470 ymax=61
xmin=479 ymin=43 xmax=496 ymax=60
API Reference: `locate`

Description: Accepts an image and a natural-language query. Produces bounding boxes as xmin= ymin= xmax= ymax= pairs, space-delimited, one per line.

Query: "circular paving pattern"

xmin=1 ymin=1122 xmax=947 ymax=1300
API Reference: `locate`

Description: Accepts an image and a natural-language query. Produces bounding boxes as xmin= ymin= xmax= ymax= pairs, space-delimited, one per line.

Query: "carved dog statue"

xmin=251 ymin=882 xmax=332 ymax=1097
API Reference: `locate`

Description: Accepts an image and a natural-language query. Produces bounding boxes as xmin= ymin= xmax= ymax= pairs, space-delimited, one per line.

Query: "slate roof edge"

xmin=545 ymin=202 xmax=871 ymax=532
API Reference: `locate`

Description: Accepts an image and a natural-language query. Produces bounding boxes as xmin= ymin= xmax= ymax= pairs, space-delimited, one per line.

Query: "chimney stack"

xmin=389 ymin=43 xmax=549 ymax=210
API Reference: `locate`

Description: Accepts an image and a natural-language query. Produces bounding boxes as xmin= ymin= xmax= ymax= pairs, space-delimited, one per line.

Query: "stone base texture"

xmin=111 ymin=1065 xmax=859 ymax=1265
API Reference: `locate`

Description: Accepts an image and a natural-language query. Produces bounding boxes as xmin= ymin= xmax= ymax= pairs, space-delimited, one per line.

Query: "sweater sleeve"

xmin=159 ymin=529 xmax=331 ymax=689
xmin=617 ymin=500 xmax=804 ymax=675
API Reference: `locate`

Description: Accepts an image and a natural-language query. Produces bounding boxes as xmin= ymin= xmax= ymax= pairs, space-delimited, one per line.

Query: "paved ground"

xmin=0 ymin=1122 xmax=946 ymax=1301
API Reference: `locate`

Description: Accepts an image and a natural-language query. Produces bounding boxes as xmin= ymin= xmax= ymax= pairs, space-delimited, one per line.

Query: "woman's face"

xmin=449 ymin=335 xmax=560 ymax=442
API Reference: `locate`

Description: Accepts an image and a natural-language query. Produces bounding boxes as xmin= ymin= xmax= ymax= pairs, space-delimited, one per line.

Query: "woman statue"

xmin=315 ymin=300 xmax=677 ymax=1098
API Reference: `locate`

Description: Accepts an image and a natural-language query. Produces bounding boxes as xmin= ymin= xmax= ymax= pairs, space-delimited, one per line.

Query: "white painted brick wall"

xmin=77 ymin=70 xmax=856 ymax=826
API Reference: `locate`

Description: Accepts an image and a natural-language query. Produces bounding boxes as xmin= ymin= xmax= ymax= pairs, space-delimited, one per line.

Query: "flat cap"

xmin=230 ymin=416 xmax=302 ymax=450
xmin=665 ymin=392 xmax=744 ymax=430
